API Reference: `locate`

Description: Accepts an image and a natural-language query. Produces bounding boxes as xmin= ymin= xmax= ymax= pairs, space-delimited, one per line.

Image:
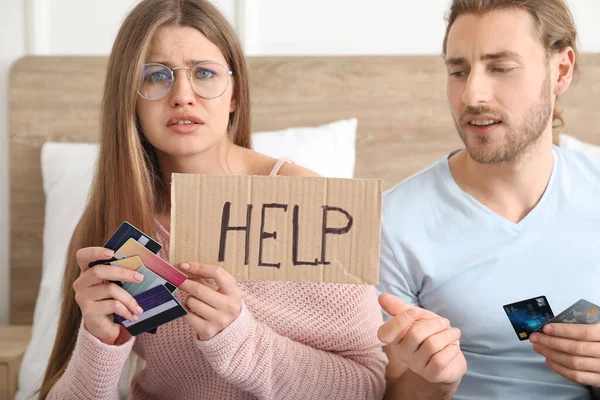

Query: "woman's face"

xmin=136 ymin=25 xmax=236 ymax=159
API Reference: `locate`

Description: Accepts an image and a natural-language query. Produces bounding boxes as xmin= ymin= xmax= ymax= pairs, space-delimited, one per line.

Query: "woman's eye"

xmin=195 ymin=68 xmax=216 ymax=79
xmin=147 ymin=71 xmax=170 ymax=83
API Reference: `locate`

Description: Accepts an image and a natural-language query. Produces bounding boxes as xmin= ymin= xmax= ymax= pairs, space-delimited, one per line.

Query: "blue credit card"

xmin=503 ymin=296 xmax=554 ymax=340
xmin=90 ymin=221 xmax=162 ymax=267
xmin=113 ymin=284 xmax=187 ymax=336
xmin=105 ymin=221 xmax=162 ymax=253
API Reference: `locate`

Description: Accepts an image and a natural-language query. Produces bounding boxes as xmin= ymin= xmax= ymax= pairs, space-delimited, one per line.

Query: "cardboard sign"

xmin=169 ymin=174 xmax=381 ymax=284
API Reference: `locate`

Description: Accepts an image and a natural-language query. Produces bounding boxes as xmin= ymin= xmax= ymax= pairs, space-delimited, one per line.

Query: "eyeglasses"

xmin=137 ymin=61 xmax=233 ymax=101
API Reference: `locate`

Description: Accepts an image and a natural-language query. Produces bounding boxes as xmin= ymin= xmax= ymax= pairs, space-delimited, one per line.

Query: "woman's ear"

xmin=229 ymin=75 xmax=237 ymax=113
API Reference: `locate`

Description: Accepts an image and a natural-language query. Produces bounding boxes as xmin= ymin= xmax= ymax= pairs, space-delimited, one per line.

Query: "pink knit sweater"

xmin=48 ymin=227 xmax=386 ymax=399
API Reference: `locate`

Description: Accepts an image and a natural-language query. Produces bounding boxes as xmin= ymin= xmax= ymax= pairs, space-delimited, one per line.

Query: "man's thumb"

xmin=378 ymin=293 xmax=409 ymax=317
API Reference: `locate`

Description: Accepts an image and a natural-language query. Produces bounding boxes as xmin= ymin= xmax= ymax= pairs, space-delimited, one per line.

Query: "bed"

xmin=8 ymin=54 xmax=600 ymax=397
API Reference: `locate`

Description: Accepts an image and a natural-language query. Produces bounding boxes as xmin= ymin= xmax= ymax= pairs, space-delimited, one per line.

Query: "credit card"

xmin=109 ymin=256 xmax=176 ymax=293
xmin=114 ymin=238 xmax=187 ymax=288
xmin=90 ymin=221 xmax=162 ymax=267
xmin=105 ymin=221 xmax=162 ymax=253
xmin=537 ymin=299 xmax=600 ymax=330
xmin=503 ymin=296 xmax=554 ymax=340
xmin=114 ymin=284 xmax=187 ymax=336
xmin=109 ymin=256 xmax=145 ymax=271
xmin=120 ymin=266 xmax=168 ymax=297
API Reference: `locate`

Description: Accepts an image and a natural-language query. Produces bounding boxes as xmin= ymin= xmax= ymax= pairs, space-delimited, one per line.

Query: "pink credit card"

xmin=114 ymin=238 xmax=187 ymax=287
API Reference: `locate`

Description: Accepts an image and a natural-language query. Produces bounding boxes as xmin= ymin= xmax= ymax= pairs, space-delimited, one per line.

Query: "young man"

xmin=377 ymin=1 xmax=600 ymax=399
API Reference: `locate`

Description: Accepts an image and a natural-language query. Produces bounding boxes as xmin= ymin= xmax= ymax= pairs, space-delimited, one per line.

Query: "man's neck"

xmin=448 ymin=133 xmax=555 ymax=223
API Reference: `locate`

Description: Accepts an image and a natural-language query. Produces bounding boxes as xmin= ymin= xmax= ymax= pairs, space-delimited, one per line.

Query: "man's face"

xmin=445 ymin=8 xmax=554 ymax=164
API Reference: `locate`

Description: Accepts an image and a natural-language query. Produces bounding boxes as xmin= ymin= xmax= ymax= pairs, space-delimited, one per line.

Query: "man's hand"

xmin=531 ymin=323 xmax=600 ymax=387
xmin=378 ymin=293 xmax=467 ymax=397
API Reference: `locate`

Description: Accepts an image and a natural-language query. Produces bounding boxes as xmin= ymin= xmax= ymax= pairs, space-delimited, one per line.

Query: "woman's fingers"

xmin=83 ymin=299 xmax=139 ymax=323
xmin=80 ymin=283 xmax=144 ymax=316
xmin=180 ymin=262 xmax=238 ymax=296
xmin=76 ymin=247 xmax=115 ymax=271
xmin=74 ymin=264 xmax=144 ymax=289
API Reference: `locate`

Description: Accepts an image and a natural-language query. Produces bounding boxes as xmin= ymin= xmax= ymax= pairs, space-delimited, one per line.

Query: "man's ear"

xmin=554 ymin=46 xmax=575 ymax=96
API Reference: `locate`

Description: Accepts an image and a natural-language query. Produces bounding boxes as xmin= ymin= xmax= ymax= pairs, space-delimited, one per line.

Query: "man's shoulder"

xmin=557 ymin=145 xmax=600 ymax=168
xmin=383 ymin=156 xmax=450 ymax=212
xmin=556 ymin=146 xmax=600 ymax=182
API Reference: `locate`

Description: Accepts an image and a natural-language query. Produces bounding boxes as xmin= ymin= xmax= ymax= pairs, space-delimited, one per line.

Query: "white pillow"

xmin=559 ymin=133 xmax=600 ymax=157
xmin=15 ymin=118 xmax=357 ymax=399
xmin=16 ymin=143 xmax=99 ymax=400
xmin=252 ymin=118 xmax=357 ymax=178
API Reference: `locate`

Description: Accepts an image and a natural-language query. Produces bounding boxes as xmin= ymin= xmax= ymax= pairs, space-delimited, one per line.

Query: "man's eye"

xmin=492 ymin=67 xmax=515 ymax=73
xmin=450 ymin=71 xmax=466 ymax=78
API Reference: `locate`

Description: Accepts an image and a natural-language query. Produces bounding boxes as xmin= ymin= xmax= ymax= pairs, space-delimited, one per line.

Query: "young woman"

xmin=39 ymin=0 xmax=386 ymax=399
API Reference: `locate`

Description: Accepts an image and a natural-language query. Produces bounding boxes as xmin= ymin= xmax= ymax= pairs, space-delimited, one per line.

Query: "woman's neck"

xmin=157 ymin=138 xmax=235 ymax=182
xmin=154 ymin=139 xmax=253 ymax=225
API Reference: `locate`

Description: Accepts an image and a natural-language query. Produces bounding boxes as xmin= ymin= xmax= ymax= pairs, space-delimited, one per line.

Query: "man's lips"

xmin=463 ymin=119 xmax=503 ymax=136
xmin=463 ymin=116 xmax=503 ymax=127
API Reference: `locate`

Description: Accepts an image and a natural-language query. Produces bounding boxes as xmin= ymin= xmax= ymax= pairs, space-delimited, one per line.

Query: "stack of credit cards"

xmin=91 ymin=221 xmax=188 ymax=336
xmin=504 ymin=296 xmax=600 ymax=341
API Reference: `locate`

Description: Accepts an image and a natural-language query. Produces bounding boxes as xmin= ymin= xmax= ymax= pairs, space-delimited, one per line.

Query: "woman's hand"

xmin=73 ymin=247 xmax=145 ymax=345
xmin=178 ymin=262 xmax=242 ymax=341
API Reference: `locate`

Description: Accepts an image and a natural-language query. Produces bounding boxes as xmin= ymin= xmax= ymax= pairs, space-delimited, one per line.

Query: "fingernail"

xmin=453 ymin=327 xmax=461 ymax=335
xmin=104 ymin=249 xmax=114 ymax=258
xmin=180 ymin=263 xmax=190 ymax=270
xmin=406 ymin=308 xmax=418 ymax=318
xmin=136 ymin=306 xmax=144 ymax=315
xmin=544 ymin=324 xmax=553 ymax=334
xmin=530 ymin=333 xmax=539 ymax=342
xmin=134 ymin=273 xmax=144 ymax=281
xmin=133 ymin=315 xmax=139 ymax=321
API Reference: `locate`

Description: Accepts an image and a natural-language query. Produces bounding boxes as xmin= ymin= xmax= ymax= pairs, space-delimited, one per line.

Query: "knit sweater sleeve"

xmin=195 ymin=284 xmax=387 ymax=400
xmin=47 ymin=323 xmax=135 ymax=400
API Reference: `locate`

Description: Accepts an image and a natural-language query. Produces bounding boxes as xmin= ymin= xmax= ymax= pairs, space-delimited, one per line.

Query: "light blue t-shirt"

xmin=377 ymin=146 xmax=600 ymax=399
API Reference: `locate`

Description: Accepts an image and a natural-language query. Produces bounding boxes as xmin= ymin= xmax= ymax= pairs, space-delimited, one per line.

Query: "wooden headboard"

xmin=9 ymin=54 xmax=600 ymax=324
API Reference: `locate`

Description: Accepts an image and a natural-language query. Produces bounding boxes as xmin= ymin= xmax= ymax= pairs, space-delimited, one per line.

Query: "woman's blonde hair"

xmin=442 ymin=0 xmax=579 ymax=142
xmin=39 ymin=0 xmax=250 ymax=397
